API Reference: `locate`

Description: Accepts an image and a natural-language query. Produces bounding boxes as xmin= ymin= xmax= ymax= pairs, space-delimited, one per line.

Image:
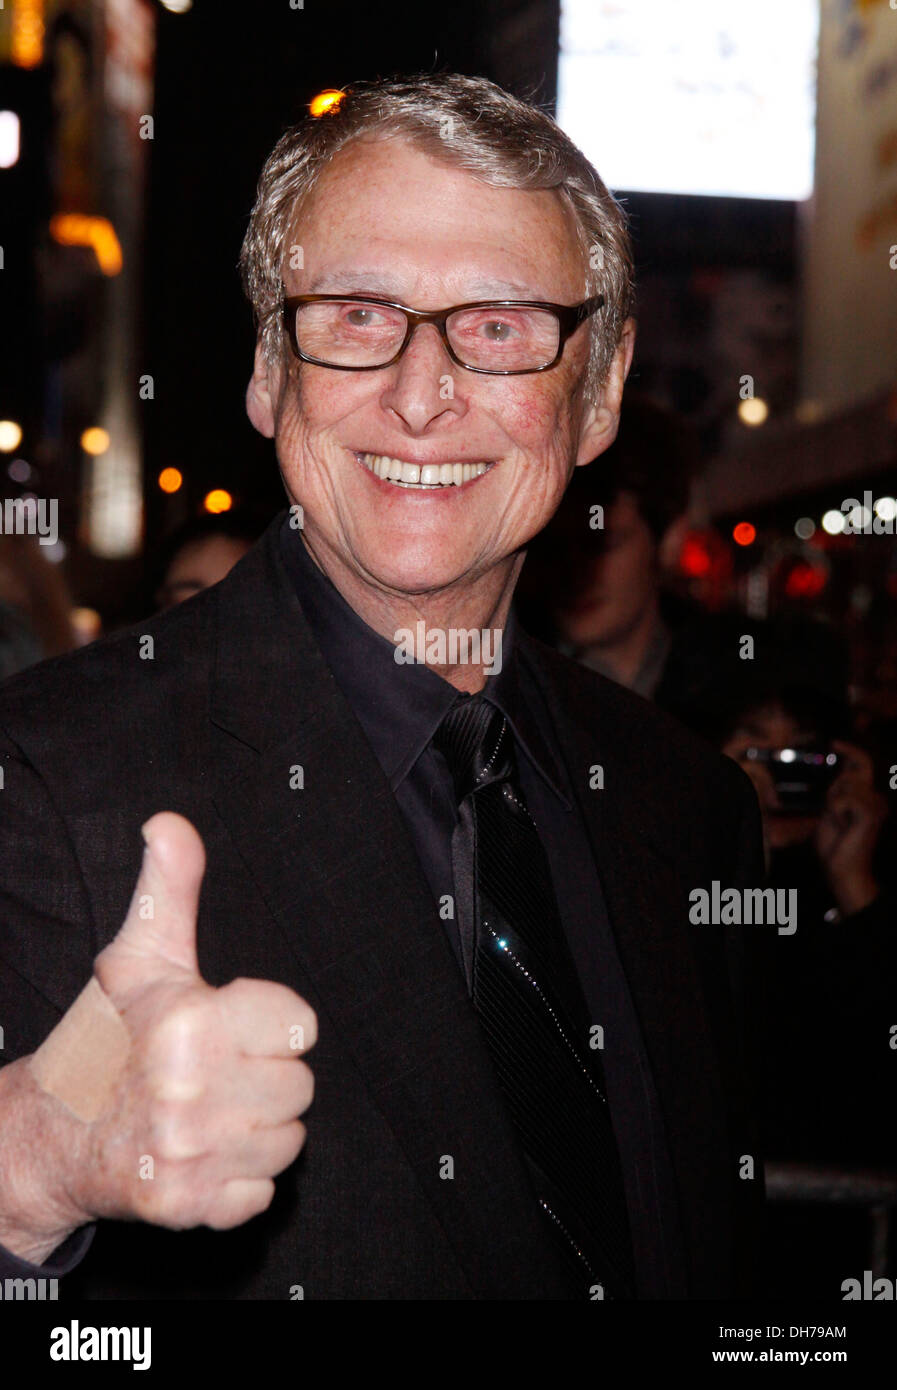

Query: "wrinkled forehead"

xmin=283 ymin=135 xmax=588 ymax=301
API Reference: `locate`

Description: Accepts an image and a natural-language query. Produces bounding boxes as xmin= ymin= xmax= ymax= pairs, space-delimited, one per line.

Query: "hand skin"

xmin=815 ymin=740 xmax=887 ymax=917
xmin=0 ymin=813 xmax=317 ymax=1265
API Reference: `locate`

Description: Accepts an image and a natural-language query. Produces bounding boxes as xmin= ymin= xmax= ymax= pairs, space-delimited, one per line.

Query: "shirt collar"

xmin=279 ymin=517 xmax=569 ymax=805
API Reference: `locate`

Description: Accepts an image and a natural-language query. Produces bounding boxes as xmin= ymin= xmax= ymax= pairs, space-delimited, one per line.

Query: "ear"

xmin=574 ymin=317 xmax=637 ymax=468
xmin=245 ymin=341 xmax=279 ymax=439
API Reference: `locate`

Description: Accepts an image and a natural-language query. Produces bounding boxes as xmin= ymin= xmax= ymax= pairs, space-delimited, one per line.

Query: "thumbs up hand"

xmin=4 ymin=813 xmax=316 ymax=1253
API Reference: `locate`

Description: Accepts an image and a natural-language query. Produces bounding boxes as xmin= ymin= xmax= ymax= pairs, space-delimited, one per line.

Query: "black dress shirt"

xmin=280 ymin=521 xmax=687 ymax=1298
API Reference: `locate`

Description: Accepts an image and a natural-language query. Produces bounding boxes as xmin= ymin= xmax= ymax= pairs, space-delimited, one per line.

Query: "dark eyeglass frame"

xmin=280 ymin=290 xmax=605 ymax=375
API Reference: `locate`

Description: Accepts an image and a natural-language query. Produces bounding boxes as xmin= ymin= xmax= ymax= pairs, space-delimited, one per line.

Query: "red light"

xmin=783 ymin=561 xmax=826 ymax=599
xmin=680 ymin=535 xmax=713 ymax=578
xmin=733 ymin=521 xmax=756 ymax=547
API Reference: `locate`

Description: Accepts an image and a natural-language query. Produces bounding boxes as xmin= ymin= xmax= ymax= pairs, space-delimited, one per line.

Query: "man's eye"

xmin=343 ymin=308 xmax=383 ymax=328
xmin=479 ymin=319 xmax=517 ymax=342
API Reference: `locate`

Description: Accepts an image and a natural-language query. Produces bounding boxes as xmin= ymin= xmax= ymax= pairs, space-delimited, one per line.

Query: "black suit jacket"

xmin=0 ymin=516 xmax=765 ymax=1299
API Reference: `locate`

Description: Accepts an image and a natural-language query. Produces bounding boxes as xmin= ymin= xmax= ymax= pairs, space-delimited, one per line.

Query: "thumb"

xmin=96 ymin=812 xmax=207 ymax=1007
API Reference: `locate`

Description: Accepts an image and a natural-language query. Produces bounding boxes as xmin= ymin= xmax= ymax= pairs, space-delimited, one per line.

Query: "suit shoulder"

xmin=0 ymin=582 xmax=218 ymax=746
xmin=520 ymin=632 xmax=756 ymax=812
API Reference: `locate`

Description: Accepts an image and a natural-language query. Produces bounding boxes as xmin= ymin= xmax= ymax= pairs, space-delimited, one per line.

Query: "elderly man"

xmin=0 ymin=74 xmax=763 ymax=1300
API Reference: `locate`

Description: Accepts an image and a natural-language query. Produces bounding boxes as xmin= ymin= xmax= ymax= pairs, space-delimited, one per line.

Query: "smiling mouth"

xmin=354 ymin=451 xmax=494 ymax=489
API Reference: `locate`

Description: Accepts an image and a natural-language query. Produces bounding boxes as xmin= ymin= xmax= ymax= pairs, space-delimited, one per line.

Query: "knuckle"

xmin=288 ymin=1120 xmax=307 ymax=1161
xmin=145 ymin=998 xmax=211 ymax=1067
xmin=131 ymin=1168 xmax=196 ymax=1228
xmin=292 ymin=1001 xmax=318 ymax=1051
xmin=148 ymin=1100 xmax=207 ymax=1161
xmin=295 ymin=1060 xmax=315 ymax=1110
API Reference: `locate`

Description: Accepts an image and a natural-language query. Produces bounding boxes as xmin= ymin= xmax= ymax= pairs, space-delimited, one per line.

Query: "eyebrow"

xmin=305 ymin=269 xmax=546 ymax=300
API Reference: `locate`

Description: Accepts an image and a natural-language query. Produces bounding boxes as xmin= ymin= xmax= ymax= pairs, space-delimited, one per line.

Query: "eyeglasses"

xmin=281 ymin=291 xmax=605 ymax=375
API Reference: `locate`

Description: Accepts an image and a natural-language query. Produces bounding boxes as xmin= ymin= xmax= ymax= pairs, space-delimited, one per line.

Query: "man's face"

xmin=554 ymin=491 xmax=659 ymax=649
xmin=247 ymin=137 xmax=632 ymax=602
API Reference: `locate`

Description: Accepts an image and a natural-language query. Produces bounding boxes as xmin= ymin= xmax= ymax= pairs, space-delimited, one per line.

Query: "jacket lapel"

xmin=518 ymin=632 xmax=735 ymax=1293
xmin=206 ymin=521 xmax=572 ymax=1298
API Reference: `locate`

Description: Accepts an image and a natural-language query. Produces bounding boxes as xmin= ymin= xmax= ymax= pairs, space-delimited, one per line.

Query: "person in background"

xmin=0 ymin=533 xmax=76 ymax=682
xmin=518 ymin=396 xmax=696 ymax=698
xmin=660 ymin=614 xmax=894 ymax=1166
xmin=153 ymin=510 xmax=266 ymax=610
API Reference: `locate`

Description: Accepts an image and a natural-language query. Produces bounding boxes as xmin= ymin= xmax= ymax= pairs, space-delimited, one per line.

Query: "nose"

xmin=379 ymin=322 xmax=465 ymax=435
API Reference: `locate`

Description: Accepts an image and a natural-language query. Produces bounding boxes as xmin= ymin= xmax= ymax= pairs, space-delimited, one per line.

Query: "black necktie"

xmin=434 ymin=694 xmax=637 ymax=1299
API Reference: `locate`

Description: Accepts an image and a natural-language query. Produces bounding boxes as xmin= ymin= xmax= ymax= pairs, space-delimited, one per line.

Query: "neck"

xmin=579 ymin=598 xmax=662 ymax=689
xmin=301 ymin=530 xmax=523 ymax=693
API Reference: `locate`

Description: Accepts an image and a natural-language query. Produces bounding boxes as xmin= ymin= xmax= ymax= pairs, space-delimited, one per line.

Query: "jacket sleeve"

xmin=0 ymin=725 xmax=100 ymax=1279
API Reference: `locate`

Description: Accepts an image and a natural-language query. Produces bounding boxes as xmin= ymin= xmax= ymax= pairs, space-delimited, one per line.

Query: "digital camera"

xmin=743 ymin=747 xmax=840 ymax=815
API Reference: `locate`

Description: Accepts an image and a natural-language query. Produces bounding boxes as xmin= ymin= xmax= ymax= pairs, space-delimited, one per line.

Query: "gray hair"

xmin=239 ymin=72 xmax=634 ymax=397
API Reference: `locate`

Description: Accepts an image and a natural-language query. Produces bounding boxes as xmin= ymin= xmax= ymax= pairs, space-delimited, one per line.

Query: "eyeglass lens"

xmin=293 ymin=300 xmax=561 ymax=370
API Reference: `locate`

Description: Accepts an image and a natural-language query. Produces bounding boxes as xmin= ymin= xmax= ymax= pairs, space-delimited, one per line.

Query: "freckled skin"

xmin=247 ymin=136 xmax=635 ymax=689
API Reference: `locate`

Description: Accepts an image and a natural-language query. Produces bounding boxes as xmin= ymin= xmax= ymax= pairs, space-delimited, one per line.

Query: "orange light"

xmin=158 ymin=467 xmax=183 ymax=494
xmin=203 ymin=489 xmax=232 ymax=514
xmin=11 ymin=0 xmax=44 ymax=69
xmin=50 ymin=215 xmax=123 ymax=276
xmin=733 ymin=521 xmax=756 ymax=547
xmin=309 ymin=89 xmax=346 ymax=117
xmin=81 ymin=427 xmax=110 ymax=455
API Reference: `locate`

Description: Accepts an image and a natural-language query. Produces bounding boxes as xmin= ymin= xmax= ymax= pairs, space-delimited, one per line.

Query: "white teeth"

xmin=356 ymin=452 xmax=492 ymax=488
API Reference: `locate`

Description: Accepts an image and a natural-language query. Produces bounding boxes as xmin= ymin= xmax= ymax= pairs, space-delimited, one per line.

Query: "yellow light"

xmin=81 ymin=427 xmax=111 ymax=455
xmin=310 ymin=89 xmax=346 ymax=118
xmin=158 ymin=467 xmax=183 ymax=494
xmin=203 ymin=489 xmax=233 ymax=514
xmin=737 ymin=397 xmax=769 ymax=427
xmin=0 ymin=420 xmax=23 ymax=452
xmin=71 ymin=607 xmax=102 ymax=644
xmin=11 ymin=0 xmax=44 ymax=70
xmin=50 ymin=215 xmax=123 ymax=276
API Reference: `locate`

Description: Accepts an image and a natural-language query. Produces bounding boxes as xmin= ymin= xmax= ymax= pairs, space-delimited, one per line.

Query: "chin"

xmin=354 ymin=541 xmax=477 ymax=597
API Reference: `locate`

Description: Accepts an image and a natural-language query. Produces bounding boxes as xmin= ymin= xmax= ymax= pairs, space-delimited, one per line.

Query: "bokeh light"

xmin=310 ymin=89 xmax=346 ymax=117
xmin=81 ymin=427 xmax=110 ymax=455
xmin=0 ymin=420 xmax=23 ymax=452
xmin=203 ymin=489 xmax=233 ymax=514
xmin=737 ymin=397 xmax=769 ymax=426
xmin=158 ymin=467 xmax=183 ymax=494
